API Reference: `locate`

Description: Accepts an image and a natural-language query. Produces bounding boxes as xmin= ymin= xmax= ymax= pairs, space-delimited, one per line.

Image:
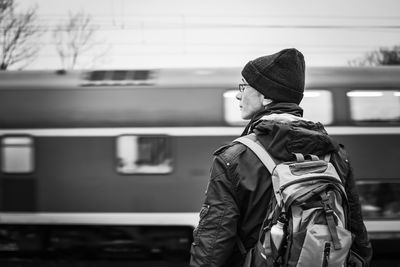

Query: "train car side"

xmin=0 ymin=67 xmax=399 ymax=264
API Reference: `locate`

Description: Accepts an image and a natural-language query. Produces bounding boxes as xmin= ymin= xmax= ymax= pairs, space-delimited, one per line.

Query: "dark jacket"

xmin=190 ymin=103 xmax=372 ymax=267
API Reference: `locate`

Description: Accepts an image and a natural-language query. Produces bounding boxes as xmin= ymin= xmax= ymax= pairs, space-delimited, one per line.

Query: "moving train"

xmin=0 ymin=66 xmax=399 ymax=265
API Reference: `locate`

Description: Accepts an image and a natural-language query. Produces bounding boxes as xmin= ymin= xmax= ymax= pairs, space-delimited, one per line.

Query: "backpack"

xmin=235 ymin=133 xmax=353 ymax=267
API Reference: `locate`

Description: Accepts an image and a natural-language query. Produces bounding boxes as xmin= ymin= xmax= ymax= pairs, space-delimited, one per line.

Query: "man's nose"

xmin=236 ymin=92 xmax=242 ymax=100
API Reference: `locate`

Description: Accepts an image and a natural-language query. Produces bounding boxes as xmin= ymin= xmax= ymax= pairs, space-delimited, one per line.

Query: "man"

xmin=189 ymin=48 xmax=372 ymax=266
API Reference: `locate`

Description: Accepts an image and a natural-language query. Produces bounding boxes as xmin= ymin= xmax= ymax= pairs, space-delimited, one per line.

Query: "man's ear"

xmin=262 ymin=98 xmax=273 ymax=106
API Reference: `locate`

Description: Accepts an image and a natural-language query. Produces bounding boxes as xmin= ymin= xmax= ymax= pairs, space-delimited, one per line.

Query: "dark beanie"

xmin=241 ymin=48 xmax=305 ymax=104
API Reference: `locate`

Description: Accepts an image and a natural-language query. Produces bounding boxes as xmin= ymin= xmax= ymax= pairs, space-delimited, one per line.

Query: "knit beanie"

xmin=241 ymin=48 xmax=305 ymax=104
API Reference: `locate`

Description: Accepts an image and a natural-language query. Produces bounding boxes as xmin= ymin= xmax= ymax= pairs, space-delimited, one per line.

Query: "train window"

xmin=111 ymin=70 xmax=128 ymax=81
xmin=82 ymin=70 xmax=156 ymax=86
xmin=223 ymin=90 xmax=333 ymax=125
xmin=357 ymin=180 xmax=400 ymax=219
xmin=347 ymin=90 xmax=400 ymax=122
xmin=133 ymin=70 xmax=151 ymax=80
xmin=301 ymin=90 xmax=333 ymax=125
xmin=116 ymin=135 xmax=173 ymax=174
xmin=1 ymin=136 xmax=34 ymax=173
xmin=87 ymin=70 xmax=108 ymax=81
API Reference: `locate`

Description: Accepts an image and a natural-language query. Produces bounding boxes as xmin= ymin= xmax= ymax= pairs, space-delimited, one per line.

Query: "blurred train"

xmin=0 ymin=66 xmax=399 ymax=265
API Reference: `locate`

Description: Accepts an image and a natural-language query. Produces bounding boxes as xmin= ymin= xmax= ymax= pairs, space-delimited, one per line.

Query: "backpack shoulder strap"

xmin=234 ymin=133 xmax=276 ymax=174
xmin=235 ymin=134 xmax=284 ymax=207
xmin=234 ymin=134 xmax=278 ymax=255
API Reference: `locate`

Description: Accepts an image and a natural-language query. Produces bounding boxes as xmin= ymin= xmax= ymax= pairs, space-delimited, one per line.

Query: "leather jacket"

xmin=190 ymin=104 xmax=372 ymax=267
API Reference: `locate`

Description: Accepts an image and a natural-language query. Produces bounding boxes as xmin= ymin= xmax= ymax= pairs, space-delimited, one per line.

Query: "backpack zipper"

xmin=322 ymin=242 xmax=331 ymax=267
xmin=279 ymin=176 xmax=341 ymax=191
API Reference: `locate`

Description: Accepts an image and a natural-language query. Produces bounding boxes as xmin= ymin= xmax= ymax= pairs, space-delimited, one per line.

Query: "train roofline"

xmin=1 ymin=66 xmax=400 ymax=89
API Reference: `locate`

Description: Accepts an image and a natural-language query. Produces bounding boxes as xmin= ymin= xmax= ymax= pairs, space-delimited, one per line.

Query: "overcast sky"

xmin=16 ymin=0 xmax=400 ymax=70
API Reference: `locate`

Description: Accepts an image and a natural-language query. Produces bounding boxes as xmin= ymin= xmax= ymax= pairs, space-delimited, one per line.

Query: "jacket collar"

xmin=241 ymin=102 xmax=303 ymax=136
xmin=258 ymin=113 xmax=310 ymax=123
xmin=252 ymin=117 xmax=339 ymax=161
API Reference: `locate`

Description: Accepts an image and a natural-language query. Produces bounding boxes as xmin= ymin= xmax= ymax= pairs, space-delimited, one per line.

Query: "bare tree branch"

xmin=53 ymin=11 xmax=105 ymax=70
xmin=348 ymin=44 xmax=400 ymax=66
xmin=0 ymin=0 xmax=41 ymax=70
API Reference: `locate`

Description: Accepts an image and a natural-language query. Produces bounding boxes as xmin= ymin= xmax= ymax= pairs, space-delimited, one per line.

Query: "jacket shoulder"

xmin=213 ymin=141 xmax=247 ymax=162
xmin=330 ymin=144 xmax=351 ymax=182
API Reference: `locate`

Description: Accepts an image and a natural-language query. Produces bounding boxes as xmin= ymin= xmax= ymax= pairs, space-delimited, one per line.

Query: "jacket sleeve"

xmin=345 ymin=164 xmax=373 ymax=266
xmin=336 ymin=147 xmax=373 ymax=266
xmin=190 ymin=155 xmax=240 ymax=267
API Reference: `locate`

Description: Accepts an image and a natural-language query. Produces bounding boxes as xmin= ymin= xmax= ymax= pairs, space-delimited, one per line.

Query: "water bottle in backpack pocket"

xmin=270 ymin=217 xmax=286 ymax=253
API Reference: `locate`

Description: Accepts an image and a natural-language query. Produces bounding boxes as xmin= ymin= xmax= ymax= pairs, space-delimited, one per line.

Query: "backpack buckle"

xmin=324 ymin=208 xmax=334 ymax=215
xmin=321 ymin=192 xmax=333 ymax=210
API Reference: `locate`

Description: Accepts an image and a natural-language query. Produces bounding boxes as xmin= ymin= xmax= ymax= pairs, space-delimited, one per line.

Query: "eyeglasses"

xmin=238 ymin=82 xmax=250 ymax=92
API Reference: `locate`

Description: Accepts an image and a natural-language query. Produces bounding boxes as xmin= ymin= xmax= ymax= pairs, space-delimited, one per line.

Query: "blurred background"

xmin=2 ymin=0 xmax=400 ymax=70
xmin=0 ymin=0 xmax=400 ymax=266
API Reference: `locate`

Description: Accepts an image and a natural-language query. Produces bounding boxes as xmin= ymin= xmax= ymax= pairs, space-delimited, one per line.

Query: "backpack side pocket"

xmin=296 ymin=224 xmax=352 ymax=267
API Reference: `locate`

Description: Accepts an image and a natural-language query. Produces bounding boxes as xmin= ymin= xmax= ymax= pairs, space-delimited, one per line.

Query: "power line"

xmin=35 ymin=13 xmax=400 ymax=19
xmin=34 ymin=48 xmax=385 ymax=57
xmin=4 ymin=41 xmax=389 ymax=49
xmin=3 ymin=23 xmax=400 ymax=31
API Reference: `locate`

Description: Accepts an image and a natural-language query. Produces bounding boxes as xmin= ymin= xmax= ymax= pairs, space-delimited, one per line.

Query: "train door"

xmin=0 ymin=136 xmax=36 ymax=211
